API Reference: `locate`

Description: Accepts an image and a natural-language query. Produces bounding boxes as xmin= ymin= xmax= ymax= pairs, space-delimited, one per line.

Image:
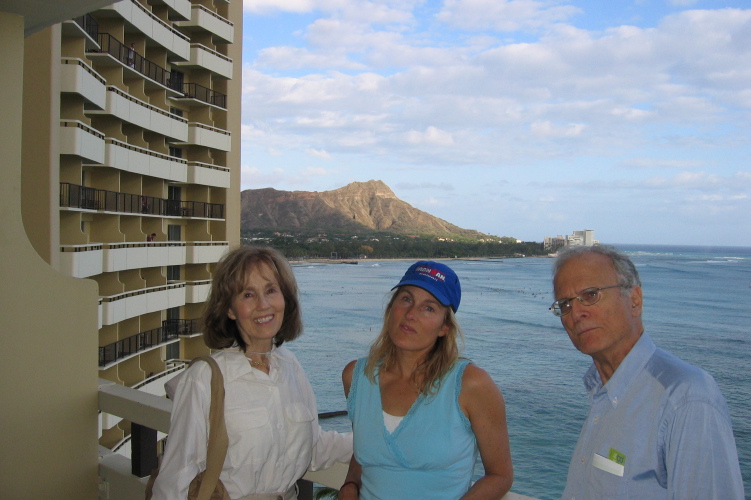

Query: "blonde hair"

xmin=364 ymin=289 xmax=464 ymax=396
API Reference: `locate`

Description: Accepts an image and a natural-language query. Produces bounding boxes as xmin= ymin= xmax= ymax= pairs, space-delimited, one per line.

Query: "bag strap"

xmin=190 ymin=356 xmax=229 ymax=500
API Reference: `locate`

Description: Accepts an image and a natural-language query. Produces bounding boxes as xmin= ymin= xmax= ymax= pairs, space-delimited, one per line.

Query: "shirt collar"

xmin=583 ymin=332 xmax=656 ymax=406
xmin=221 ymin=345 xmax=290 ymax=383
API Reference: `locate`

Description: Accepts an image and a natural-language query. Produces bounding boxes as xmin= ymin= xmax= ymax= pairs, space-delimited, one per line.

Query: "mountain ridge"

xmin=240 ymin=180 xmax=494 ymax=240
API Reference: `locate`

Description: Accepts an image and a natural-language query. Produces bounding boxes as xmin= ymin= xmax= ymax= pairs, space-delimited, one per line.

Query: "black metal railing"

xmin=162 ymin=318 xmax=200 ymax=337
xmin=72 ymin=13 xmax=99 ymax=40
xmin=60 ymin=182 xmax=98 ymax=210
xmin=180 ymin=82 xmax=227 ymax=109
xmin=90 ymin=33 xmax=171 ymax=88
xmin=60 ymin=183 xmax=224 ymax=219
xmin=99 ymin=319 xmax=198 ymax=367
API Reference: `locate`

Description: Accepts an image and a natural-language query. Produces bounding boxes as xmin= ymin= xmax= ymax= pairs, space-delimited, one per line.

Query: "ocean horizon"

xmin=288 ymin=243 xmax=750 ymax=499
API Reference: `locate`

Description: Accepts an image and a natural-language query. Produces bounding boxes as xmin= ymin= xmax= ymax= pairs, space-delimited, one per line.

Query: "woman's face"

xmin=387 ymin=285 xmax=449 ymax=355
xmin=227 ymin=262 xmax=285 ymax=350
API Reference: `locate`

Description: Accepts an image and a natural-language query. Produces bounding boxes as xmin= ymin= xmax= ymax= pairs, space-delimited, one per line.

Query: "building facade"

xmin=1 ymin=0 xmax=241 ymax=496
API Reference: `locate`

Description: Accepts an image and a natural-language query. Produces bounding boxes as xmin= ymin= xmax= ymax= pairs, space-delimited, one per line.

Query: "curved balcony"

xmin=59 ymin=120 xmax=105 ymax=163
xmin=185 ymin=122 xmax=231 ymax=151
xmin=98 ymin=318 xmax=198 ymax=368
xmin=185 ymin=280 xmax=211 ymax=303
xmin=61 ymin=241 xmax=228 ymax=278
xmin=99 ymin=0 xmax=190 ymax=61
xmin=59 ymin=182 xmax=225 ymax=220
xmin=187 ymin=161 xmax=230 ymax=188
xmin=186 ymin=241 xmax=229 ymax=264
xmin=61 ymin=58 xmax=107 ymax=108
xmin=60 ymin=243 xmax=105 ymax=278
xmin=99 ymin=283 xmax=186 ymax=327
xmin=175 ymin=4 xmax=234 ymax=44
xmin=94 ymin=138 xmax=188 ymax=183
xmin=173 ymin=43 xmax=232 ymax=79
xmin=86 ymin=86 xmax=188 ymax=141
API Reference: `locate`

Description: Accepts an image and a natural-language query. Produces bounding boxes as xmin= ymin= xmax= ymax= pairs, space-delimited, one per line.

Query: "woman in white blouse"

xmin=152 ymin=246 xmax=352 ymax=499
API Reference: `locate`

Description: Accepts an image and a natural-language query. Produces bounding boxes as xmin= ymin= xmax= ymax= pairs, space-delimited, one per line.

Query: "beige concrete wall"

xmin=0 ymin=12 xmax=100 ymax=499
xmin=224 ymin=0 xmax=243 ymax=247
xmin=22 ymin=25 xmax=61 ymax=268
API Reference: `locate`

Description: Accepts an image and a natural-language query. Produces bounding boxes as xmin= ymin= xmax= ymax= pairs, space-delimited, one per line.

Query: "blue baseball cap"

xmin=392 ymin=260 xmax=461 ymax=312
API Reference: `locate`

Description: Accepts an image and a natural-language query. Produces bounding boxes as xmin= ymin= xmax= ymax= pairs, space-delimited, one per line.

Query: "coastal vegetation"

xmin=241 ymin=230 xmax=546 ymax=260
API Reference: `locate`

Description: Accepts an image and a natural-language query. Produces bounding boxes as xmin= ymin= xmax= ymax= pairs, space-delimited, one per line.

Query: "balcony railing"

xmin=99 ymin=319 xmax=197 ymax=367
xmin=90 ymin=33 xmax=174 ymax=89
xmin=72 ymin=13 xmax=99 ymax=40
xmin=179 ymin=82 xmax=227 ymax=108
xmin=59 ymin=182 xmax=224 ymax=219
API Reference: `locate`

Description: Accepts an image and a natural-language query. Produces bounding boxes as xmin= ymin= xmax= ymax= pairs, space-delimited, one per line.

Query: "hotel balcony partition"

xmin=63 ymin=13 xmax=100 ymax=50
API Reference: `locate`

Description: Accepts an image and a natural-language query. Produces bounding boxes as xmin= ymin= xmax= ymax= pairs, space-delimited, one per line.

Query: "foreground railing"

xmin=98 ymin=379 xmax=538 ymax=500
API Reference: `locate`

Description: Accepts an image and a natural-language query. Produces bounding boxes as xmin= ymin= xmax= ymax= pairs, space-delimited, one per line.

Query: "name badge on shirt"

xmin=592 ymin=448 xmax=626 ymax=477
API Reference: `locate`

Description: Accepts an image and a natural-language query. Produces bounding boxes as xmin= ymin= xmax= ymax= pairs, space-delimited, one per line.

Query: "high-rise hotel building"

xmin=1 ymin=0 xmax=242 ymax=497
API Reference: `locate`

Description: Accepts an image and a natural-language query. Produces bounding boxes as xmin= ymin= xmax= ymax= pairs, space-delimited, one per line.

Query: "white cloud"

xmin=618 ymin=158 xmax=706 ymax=169
xmin=307 ymin=148 xmax=331 ymax=159
xmin=436 ymin=0 xmax=581 ymax=32
xmin=404 ymin=126 xmax=454 ymax=145
xmin=530 ymin=121 xmax=586 ymax=138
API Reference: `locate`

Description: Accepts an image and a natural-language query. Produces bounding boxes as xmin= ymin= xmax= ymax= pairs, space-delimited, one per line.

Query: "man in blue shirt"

xmin=550 ymin=245 xmax=744 ymax=499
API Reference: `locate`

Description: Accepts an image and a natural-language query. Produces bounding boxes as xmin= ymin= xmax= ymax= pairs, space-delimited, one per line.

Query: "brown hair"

xmin=202 ymin=246 xmax=302 ymax=351
xmin=364 ymin=289 xmax=463 ymax=396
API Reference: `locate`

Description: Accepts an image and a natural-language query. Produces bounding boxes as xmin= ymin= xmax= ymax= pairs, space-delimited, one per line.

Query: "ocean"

xmin=287 ymin=244 xmax=751 ymax=499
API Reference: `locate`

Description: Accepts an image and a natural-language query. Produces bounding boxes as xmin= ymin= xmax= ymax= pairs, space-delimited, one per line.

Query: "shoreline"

xmin=289 ymin=255 xmax=550 ymax=265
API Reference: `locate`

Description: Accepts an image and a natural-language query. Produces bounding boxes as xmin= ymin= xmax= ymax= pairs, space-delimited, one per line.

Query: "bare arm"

xmin=338 ymin=360 xmax=361 ymax=499
xmin=459 ymin=364 xmax=514 ymax=500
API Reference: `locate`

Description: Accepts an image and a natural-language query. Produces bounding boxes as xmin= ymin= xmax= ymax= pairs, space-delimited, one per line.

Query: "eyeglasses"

xmin=549 ymin=285 xmax=625 ymax=317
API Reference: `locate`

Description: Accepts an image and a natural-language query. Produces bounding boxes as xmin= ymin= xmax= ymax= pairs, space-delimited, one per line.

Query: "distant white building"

xmin=544 ymin=229 xmax=598 ymax=251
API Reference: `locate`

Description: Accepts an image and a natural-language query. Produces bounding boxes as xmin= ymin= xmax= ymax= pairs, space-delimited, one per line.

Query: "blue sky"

xmin=239 ymin=0 xmax=751 ymax=246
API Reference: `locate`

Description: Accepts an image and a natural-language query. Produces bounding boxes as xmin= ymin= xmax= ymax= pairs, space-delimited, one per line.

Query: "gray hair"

xmin=552 ymin=245 xmax=641 ymax=292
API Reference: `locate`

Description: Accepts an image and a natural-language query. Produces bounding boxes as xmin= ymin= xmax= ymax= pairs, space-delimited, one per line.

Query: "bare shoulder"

xmin=461 ymin=363 xmax=498 ymax=392
xmin=343 ymin=359 xmax=357 ymax=379
xmin=342 ymin=359 xmax=358 ymax=397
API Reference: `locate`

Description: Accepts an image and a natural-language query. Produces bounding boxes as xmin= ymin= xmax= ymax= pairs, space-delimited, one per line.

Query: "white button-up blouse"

xmin=151 ymin=347 xmax=352 ymax=499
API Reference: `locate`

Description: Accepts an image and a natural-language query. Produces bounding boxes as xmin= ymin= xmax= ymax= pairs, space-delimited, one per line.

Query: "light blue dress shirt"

xmin=562 ymin=333 xmax=744 ymax=500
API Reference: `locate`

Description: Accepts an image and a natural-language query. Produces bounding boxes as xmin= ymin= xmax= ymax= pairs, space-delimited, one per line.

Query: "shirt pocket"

xmin=587 ymin=463 xmax=629 ymax=499
xmin=225 ymin=406 xmax=272 ymax=466
xmin=283 ymin=403 xmax=314 ymax=461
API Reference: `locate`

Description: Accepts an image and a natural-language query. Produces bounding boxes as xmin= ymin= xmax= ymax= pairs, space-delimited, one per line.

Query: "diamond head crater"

xmin=240 ymin=180 xmax=546 ymax=260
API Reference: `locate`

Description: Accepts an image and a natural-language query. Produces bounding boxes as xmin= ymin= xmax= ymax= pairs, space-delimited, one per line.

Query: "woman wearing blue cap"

xmin=339 ymin=261 xmax=513 ymax=499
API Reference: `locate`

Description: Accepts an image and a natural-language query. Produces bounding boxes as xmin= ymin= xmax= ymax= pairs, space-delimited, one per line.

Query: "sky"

xmin=239 ymin=0 xmax=751 ymax=247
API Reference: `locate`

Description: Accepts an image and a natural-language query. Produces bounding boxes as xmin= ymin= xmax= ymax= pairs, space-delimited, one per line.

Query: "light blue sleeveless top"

xmin=347 ymin=358 xmax=478 ymax=499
